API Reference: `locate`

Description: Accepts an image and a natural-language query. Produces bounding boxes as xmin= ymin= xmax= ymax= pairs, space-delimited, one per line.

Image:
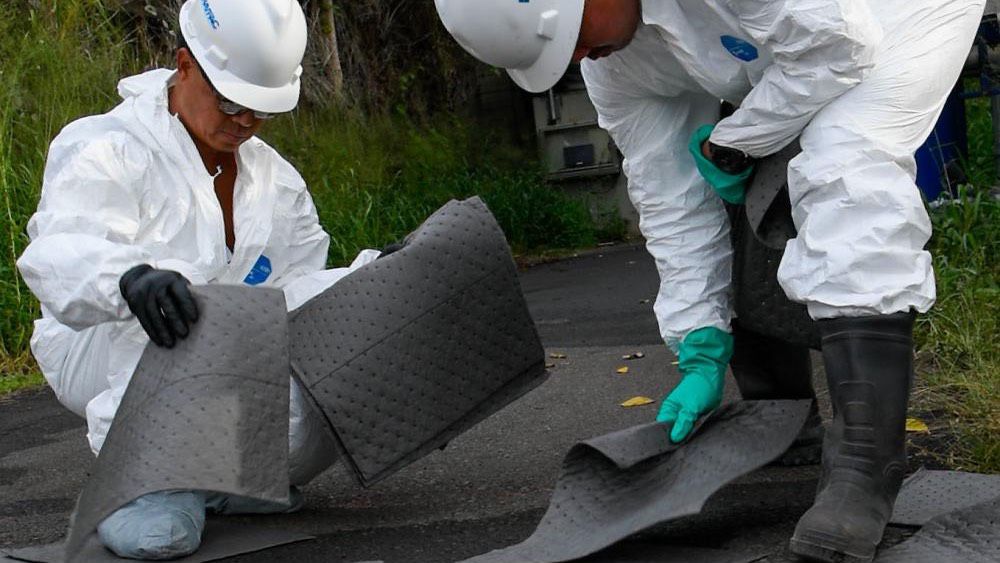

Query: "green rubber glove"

xmin=656 ymin=327 xmax=734 ymax=443
xmin=688 ymin=124 xmax=752 ymax=205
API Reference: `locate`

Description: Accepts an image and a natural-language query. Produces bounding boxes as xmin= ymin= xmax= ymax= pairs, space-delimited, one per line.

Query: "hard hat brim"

xmin=209 ymin=72 xmax=301 ymax=114
xmin=179 ymin=1 xmax=302 ymax=114
xmin=505 ymin=0 xmax=585 ymax=93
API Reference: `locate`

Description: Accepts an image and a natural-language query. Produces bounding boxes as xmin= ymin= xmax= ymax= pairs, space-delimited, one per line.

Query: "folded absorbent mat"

xmin=59 ymin=285 xmax=292 ymax=562
xmin=2 ymin=521 xmax=312 ymax=563
xmin=462 ymin=400 xmax=811 ymax=563
xmin=731 ymin=138 xmax=819 ymax=350
xmin=876 ymin=495 xmax=1000 ymax=563
xmin=743 ymin=139 xmax=800 ymax=251
xmin=33 ymin=197 xmax=545 ymax=562
xmin=289 ymin=196 xmax=547 ymax=486
xmin=890 ymin=468 xmax=1000 ymax=526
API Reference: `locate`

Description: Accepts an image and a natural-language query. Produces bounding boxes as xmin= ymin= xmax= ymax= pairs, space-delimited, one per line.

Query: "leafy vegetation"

xmin=913 ymin=98 xmax=1000 ymax=471
xmin=0 ymin=1 xmax=605 ymax=393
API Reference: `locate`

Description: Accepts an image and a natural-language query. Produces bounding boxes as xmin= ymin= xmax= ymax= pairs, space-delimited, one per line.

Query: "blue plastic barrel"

xmin=914 ymin=88 xmax=968 ymax=201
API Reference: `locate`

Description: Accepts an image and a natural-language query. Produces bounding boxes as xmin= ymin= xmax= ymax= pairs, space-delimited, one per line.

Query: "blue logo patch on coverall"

xmin=243 ymin=255 xmax=272 ymax=285
xmin=720 ymin=35 xmax=758 ymax=61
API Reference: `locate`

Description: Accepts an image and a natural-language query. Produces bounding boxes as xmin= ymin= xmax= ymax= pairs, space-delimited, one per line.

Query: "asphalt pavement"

xmin=0 ymin=243 xmax=914 ymax=562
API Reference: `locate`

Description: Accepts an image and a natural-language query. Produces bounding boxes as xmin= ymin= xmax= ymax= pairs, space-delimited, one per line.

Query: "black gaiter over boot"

xmin=731 ymin=321 xmax=823 ymax=466
xmin=789 ymin=312 xmax=915 ymax=563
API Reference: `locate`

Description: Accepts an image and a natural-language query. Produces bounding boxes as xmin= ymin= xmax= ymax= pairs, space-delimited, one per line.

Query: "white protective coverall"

xmin=16 ymin=69 xmax=380 ymax=485
xmin=581 ymin=0 xmax=985 ymax=348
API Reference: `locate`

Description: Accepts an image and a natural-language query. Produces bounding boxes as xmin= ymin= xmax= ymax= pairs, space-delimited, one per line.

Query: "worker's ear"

xmin=175 ymin=48 xmax=195 ymax=81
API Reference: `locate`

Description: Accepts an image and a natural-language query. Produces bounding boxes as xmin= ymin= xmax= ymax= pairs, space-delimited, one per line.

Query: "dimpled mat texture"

xmin=576 ymin=544 xmax=764 ymax=563
xmin=730 ymin=139 xmax=819 ymax=350
xmin=61 ymin=286 xmax=291 ymax=562
xmin=891 ymin=469 xmax=1000 ymax=526
xmin=744 ymin=139 xmax=800 ymax=251
xmin=875 ymin=495 xmax=1000 ymax=562
xmin=289 ymin=197 xmax=547 ymax=487
xmin=462 ymin=400 xmax=811 ymax=563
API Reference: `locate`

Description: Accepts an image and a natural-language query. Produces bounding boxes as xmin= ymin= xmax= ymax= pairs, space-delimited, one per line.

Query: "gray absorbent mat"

xmin=62 ymin=285 xmax=292 ymax=561
xmin=2 ymin=521 xmax=312 ymax=563
xmin=890 ymin=468 xmax=1000 ymax=526
xmin=33 ymin=197 xmax=545 ymax=562
xmin=730 ymin=138 xmax=818 ymax=349
xmin=462 ymin=400 xmax=811 ymax=563
xmin=743 ymin=139 xmax=800 ymax=250
xmin=876 ymin=495 xmax=1000 ymax=562
xmin=290 ymin=196 xmax=547 ymax=486
xmin=577 ymin=543 xmax=765 ymax=563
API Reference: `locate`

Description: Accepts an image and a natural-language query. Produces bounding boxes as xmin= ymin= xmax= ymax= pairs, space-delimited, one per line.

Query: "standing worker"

xmin=433 ymin=1 xmax=984 ymax=562
xmin=17 ymin=0 xmax=379 ymax=559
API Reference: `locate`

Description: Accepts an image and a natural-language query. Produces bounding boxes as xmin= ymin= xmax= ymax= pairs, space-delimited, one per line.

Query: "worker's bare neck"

xmin=192 ymin=138 xmax=236 ymax=178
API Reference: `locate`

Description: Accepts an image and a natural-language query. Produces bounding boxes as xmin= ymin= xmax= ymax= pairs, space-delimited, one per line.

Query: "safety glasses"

xmin=194 ymin=60 xmax=281 ymax=120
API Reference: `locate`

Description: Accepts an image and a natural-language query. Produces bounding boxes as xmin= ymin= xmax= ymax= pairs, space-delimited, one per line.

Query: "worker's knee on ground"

xmin=97 ymin=490 xmax=205 ymax=560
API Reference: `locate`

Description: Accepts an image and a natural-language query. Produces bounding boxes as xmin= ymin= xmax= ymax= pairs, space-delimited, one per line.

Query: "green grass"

xmin=910 ymin=95 xmax=999 ymax=472
xmin=914 ymin=188 xmax=999 ymax=472
xmin=1 ymin=2 xmax=144 ymax=374
xmin=0 ymin=2 xmax=606 ymax=395
xmin=260 ymin=112 xmax=598 ymax=266
xmin=0 ymin=367 xmax=44 ymax=396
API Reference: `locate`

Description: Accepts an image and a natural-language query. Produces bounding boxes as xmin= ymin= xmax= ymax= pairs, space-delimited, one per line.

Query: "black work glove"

xmin=119 ymin=264 xmax=200 ymax=348
xmin=378 ymin=239 xmax=407 ymax=259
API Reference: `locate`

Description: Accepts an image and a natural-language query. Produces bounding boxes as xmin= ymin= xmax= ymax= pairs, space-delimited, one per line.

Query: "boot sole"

xmin=789 ymin=533 xmax=875 ymax=563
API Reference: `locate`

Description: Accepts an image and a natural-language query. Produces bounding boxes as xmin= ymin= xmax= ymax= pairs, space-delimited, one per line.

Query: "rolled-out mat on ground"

xmin=462 ymin=400 xmax=811 ymax=563
xmin=2 ymin=521 xmax=312 ymax=563
xmin=876 ymin=495 xmax=1000 ymax=562
xmin=890 ymin=468 xmax=1000 ymax=526
xmin=576 ymin=543 xmax=766 ymax=563
xmin=289 ymin=196 xmax=547 ymax=487
xmin=61 ymin=286 xmax=292 ymax=562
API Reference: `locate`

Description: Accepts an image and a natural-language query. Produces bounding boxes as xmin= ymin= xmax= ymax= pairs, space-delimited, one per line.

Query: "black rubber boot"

xmin=731 ymin=321 xmax=823 ymax=466
xmin=789 ymin=312 xmax=915 ymax=563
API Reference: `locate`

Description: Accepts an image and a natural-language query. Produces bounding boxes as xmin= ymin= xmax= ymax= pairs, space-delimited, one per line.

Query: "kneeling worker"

xmin=16 ymin=0 xmax=376 ymax=559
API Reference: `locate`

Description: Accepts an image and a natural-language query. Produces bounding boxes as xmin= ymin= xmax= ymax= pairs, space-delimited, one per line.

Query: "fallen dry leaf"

xmin=616 ymin=366 xmax=629 ymax=375
xmin=549 ymin=353 xmax=567 ymax=359
xmin=545 ymin=363 xmax=556 ymax=369
xmin=905 ymin=418 xmax=930 ymax=433
xmin=621 ymin=352 xmax=646 ymax=360
xmin=621 ymin=396 xmax=654 ymax=408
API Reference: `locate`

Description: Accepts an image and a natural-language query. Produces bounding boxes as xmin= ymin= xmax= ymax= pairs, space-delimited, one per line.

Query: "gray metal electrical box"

xmin=532 ymin=68 xmax=621 ymax=181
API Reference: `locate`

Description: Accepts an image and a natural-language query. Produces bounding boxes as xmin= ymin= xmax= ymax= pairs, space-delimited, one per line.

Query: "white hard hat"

xmin=179 ymin=0 xmax=307 ymax=113
xmin=434 ymin=0 xmax=585 ymax=93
